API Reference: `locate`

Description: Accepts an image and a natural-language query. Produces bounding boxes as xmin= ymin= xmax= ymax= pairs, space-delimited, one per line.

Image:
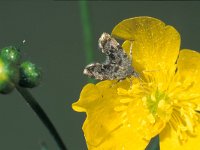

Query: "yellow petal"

xmin=174 ymin=49 xmax=200 ymax=110
xmin=111 ymin=16 xmax=180 ymax=74
xmin=84 ymin=104 xmax=150 ymax=150
xmin=176 ymin=49 xmax=200 ymax=83
xmin=127 ymin=100 xmax=166 ymax=140
xmin=160 ymin=115 xmax=200 ymax=150
xmin=87 ymin=125 xmax=149 ymax=150
xmin=72 ymin=80 xmax=150 ymax=149
xmin=72 ymin=83 xmax=100 ymax=112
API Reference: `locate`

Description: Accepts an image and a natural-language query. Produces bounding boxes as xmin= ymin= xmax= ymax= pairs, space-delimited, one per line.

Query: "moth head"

xmin=83 ymin=63 xmax=101 ymax=78
xmin=98 ymin=33 xmax=119 ymax=54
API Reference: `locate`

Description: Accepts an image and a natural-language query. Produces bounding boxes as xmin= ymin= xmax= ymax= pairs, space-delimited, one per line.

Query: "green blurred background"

xmin=0 ymin=1 xmax=199 ymax=150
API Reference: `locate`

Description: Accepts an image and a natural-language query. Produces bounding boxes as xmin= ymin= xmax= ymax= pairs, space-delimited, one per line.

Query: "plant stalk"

xmin=16 ymin=85 xmax=67 ymax=150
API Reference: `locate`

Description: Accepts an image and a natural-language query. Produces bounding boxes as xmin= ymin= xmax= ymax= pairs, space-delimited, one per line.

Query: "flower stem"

xmin=79 ymin=0 xmax=93 ymax=65
xmin=16 ymin=85 xmax=67 ymax=150
xmin=79 ymin=0 xmax=95 ymax=83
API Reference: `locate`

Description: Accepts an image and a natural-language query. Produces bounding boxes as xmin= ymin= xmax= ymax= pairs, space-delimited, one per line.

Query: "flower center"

xmin=141 ymin=87 xmax=173 ymax=125
xmin=145 ymin=89 xmax=168 ymax=115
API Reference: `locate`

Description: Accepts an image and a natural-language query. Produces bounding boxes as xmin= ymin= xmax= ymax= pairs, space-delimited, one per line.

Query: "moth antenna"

xmin=129 ymin=41 xmax=133 ymax=61
xmin=142 ymin=69 xmax=160 ymax=73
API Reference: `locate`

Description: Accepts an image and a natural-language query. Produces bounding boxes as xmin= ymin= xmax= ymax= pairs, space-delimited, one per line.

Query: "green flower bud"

xmin=0 ymin=58 xmax=19 ymax=94
xmin=19 ymin=61 xmax=41 ymax=88
xmin=0 ymin=46 xmax=21 ymax=64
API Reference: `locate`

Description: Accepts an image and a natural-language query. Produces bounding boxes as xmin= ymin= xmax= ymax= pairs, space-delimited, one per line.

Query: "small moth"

xmin=83 ymin=32 xmax=138 ymax=80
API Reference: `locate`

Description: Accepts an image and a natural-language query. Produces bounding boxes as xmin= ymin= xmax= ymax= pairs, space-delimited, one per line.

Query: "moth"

xmin=83 ymin=32 xmax=138 ymax=80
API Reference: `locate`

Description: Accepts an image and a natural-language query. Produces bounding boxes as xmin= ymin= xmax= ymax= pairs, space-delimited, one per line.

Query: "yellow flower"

xmin=72 ymin=16 xmax=200 ymax=150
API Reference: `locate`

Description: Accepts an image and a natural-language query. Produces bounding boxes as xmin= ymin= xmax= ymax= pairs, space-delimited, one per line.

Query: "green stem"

xmin=145 ymin=135 xmax=160 ymax=150
xmin=79 ymin=0 xmax=95 ymax=83
xmin=40 ymin=142 xmax=48 ymax=150
xmin=16 ymin=85 xmax=67 ymax=150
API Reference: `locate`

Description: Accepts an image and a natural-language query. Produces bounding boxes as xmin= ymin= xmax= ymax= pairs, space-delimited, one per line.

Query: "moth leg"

xmin=131 ymin=72 xmax=144 ymax=88
xmin=109 ymin=79 xmax=122 ymax=88
xmin=128 ymin=77 xmax=133 ymax=88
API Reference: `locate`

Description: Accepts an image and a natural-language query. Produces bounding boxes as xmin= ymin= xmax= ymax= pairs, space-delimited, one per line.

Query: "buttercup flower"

xmin=72 ymin=16 xmax=200 ymax=150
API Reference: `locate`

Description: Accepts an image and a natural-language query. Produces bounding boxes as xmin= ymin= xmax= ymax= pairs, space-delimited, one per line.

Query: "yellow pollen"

xmin=147 ymin=114 xmax=156 ymax=123
xmin=158 ymin=99 xmax=165 ymax=109
xmin=120 ymin=98 xmax=133 ymax=103
xmin=151 ymin=95 xmax=156 ymax=102
xmin=142 ymin=97 xmax=147 ymax=103
xmin=114 ymin=105 xmax=128 ymax=111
